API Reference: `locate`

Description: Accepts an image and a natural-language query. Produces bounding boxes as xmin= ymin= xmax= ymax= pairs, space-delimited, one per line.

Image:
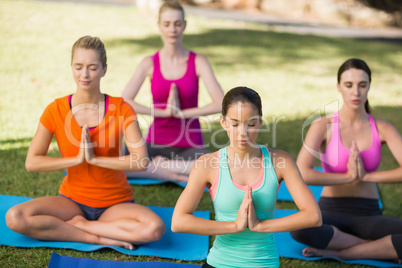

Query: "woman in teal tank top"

xmin=172 ymin=86 xmax=322 ymax=267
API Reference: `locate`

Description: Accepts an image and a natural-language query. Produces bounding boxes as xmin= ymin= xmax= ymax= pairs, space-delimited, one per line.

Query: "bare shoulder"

xmin=373 ymin=117 xmax=401 ymax=141
xmin=194 ymin=151 xmax=220 ymax=171
xmin=311 ymin=115 xmax=332 ymax=129
xmin=194 ymin=53 xmax=211 ymax=72
xmin=266 ymin=148 xmax=297 ymax=182
xmin=304 ymin=114 xmax=332 ymax=140
xmin=193 ymin=151 xmax=220 ymax=183
xmin=194 ymin=53 xmax=208 ymax=64
xmin=138 ymin=56 xmax=154 ymax=74
xmin=374 ymin=117 xmax=396 ymax=130
xmin=268 ymin=148 xmax=294 ymax=164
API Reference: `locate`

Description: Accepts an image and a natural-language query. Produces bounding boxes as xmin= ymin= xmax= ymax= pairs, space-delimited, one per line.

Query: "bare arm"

xmin=361 ymin=119 xmax=402 ymax=183
xmin=122 ymin=56 xmax=171 ymax=118
xmin=177 ymin=54 xmax=224 ymax=119
xmin=297 ymin=116 xmax=358 ymax=186
xmin=171 ymin=154 xmax=247 ymax=235
xmin=85 ymin=121 xmax=149 ymax=171
xmin=249 ymin=150 xmax=322 ymax=233
xmin=25 ymin=123 xmax=84 ymax=172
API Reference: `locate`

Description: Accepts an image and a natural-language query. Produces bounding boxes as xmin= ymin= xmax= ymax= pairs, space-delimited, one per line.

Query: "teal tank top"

xmin=207 ymin=145 xmax=279 ymax=268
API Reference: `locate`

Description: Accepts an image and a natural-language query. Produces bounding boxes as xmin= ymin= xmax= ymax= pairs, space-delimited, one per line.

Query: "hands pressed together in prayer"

xmin=166 ymin=83 xmax=182 ymax=118
xmin=77 ymin=125 xmax=96 ymax=165
xmin=347 ymin=141 xmax=367 ymax=182
xmin=234 ymin=185 xmax=262 ymax=233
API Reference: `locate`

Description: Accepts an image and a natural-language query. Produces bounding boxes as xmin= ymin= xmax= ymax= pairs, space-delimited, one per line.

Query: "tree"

xmin=355 ymin=0 xmax=402 ymax=27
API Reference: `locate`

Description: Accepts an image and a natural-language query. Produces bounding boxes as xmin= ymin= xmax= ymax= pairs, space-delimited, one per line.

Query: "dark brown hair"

xmin=337 ymin=58 xmax=371 ymax=113
xmin=222 ymin=86 xmax=262 ymax=117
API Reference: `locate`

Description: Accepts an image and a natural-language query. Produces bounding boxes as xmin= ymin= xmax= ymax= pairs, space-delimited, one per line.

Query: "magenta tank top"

xmin=321 ymin=112 xmax=382 ymax=173
xmin=145 ymin=51 xmax=204 ymax=147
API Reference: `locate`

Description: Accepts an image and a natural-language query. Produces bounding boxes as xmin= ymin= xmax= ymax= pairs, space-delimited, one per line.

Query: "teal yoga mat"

xmin=0 ymin=195 xmax=209 ymax=261
xmin=48 ymin=252 xmax=201 ymax=268
xmin=274 ymin=209 xmax=402 ymax=267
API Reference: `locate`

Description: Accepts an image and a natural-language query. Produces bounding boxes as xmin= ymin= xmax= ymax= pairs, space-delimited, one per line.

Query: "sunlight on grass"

xmin=1 ymin=0 xmax=401 ymax=141
xmin=0 ymin=1 xmax=401 ymax=267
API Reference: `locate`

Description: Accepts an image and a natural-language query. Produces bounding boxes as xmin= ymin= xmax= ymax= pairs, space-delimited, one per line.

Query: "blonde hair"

xmin=158 ymin=0 xmax=185 ymax=22
xmin=71 ymin=36 xmax=107 ymax=68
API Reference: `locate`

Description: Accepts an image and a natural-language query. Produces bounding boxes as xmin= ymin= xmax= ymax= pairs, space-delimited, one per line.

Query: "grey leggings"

xmin=290 ymin=197 xmax=402 ymax=259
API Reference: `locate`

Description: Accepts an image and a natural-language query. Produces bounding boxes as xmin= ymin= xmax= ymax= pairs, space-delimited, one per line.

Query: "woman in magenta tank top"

xmin=291 ymin=58 xmax=402 ymax=263
xmin=122 ymin=1 xmax=223 ymax=182
xmin=172 ymin=87 xmax=321 ymax=268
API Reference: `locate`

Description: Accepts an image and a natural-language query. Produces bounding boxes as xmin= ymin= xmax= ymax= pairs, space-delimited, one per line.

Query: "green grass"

xmin=0 ymin=0 xmax=401 ymax=267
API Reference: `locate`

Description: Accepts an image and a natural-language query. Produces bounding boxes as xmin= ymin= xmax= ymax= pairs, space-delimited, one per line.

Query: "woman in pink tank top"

xmin=291 ymin=58 xmax=402 ymax=263
xmin=122 ymin=1 xmax=223 ymax=182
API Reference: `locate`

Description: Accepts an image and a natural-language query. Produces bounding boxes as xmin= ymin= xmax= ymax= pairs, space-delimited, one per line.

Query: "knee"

xmin=290 ymin=226 xmax=332 ymax=249
xmin=391 ymin=234 xmax=402 ymax=259
xmin=290 ymin=228 xmax=312 ymax=245
xmin=5 ymin=206 xmax=28 ymax=233
xmin=141 ymin=218 xmax=166 ymax=243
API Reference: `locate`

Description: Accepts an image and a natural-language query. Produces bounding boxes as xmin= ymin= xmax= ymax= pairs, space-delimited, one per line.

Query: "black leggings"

xmin=290 ymin=197 xmax=402 ymax=259
xmin=201 ymin=263 xmax=215 ymax=268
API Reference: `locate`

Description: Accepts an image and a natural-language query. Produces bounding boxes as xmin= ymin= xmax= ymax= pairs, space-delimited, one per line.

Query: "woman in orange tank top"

xmin=5 ymin=36 xmax=165 ymax=249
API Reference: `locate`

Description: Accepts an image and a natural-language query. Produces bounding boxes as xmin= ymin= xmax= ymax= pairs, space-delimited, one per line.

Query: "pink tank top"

xmin=145 ymin=51 xmax=204 ymax=147
xmin=321 ymin=112 xmax=382 ymax=173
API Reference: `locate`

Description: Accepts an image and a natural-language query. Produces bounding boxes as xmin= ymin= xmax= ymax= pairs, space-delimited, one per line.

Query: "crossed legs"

xmin=125 ymin=143 xmax=207 ymax=182
xmin=125 ymin=156 xmax=194 ymax=182
xmin=5 ymin=196 xmax=165 ymax=249
xmin=302 ymin=226 xmax=400 ymax=261
xmin=290 ymin=209 xmax=402 ymax=262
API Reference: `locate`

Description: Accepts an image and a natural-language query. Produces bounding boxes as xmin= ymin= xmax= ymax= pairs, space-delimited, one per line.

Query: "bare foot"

xmin=98 ymin=236 xmax=135 ymax=250
xmin=302 ymin=247 xmax=318 ymax=257
xmin=151 ymin=156 xmax=172 ymax=169
xmin=66 ymin=216 xmax=135 ymax=250
xmin=150 ymin=156 xmax=189 ymax=182
xmin=302 ymin=247 xmax=338 ymax=258
xmin=173 ymin=173 xmax=188 ymax=183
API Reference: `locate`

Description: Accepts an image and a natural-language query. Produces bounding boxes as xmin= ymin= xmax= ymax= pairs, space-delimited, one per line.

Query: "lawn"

xmin=0 ymin=0 xmax=401 ymax=267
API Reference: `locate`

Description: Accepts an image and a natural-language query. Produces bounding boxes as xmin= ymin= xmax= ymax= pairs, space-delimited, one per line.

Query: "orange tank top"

xmin=40 ymin=94 xmax=137 ymax=207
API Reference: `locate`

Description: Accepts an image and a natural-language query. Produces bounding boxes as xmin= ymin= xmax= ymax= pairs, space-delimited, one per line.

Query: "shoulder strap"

xmin=367 ymin=114 xmax=381 ymax=144
xmin=152 ymin=51 xmax=161 ymax=76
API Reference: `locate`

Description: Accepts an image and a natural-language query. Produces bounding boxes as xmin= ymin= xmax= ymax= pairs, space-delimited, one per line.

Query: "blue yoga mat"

xmin=48 ymin=252 xmax=201 ymax=268
xmin=276 ymin=167 xmax=325 ymax=202
xmin=46 ymin=211 xmax=401 ymax=268
xmin=0 ymin=195 xmax=209 ymax=261
xmin=127 ymin=177 xmax=210 ymax=193
xmin=128 ymin=177 xmax=188 ymax=189
xmin=274 ymin=209 xmax=402 ymax=267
